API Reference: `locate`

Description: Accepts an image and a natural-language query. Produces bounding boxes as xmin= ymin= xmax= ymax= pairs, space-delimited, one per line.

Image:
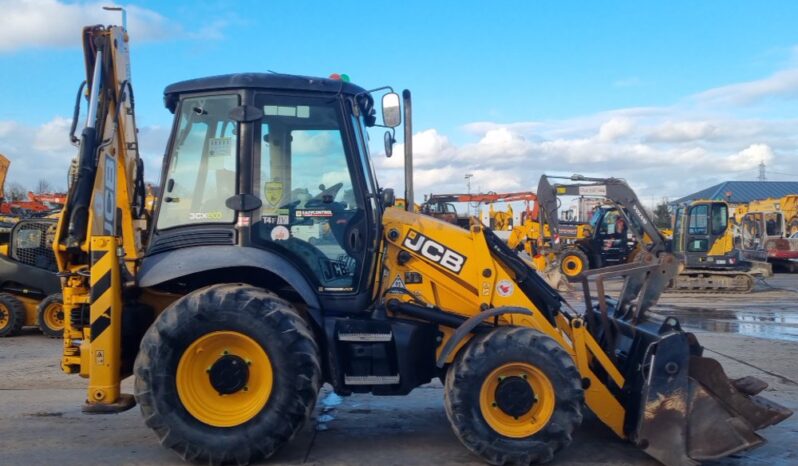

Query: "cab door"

xmin=683 ymin=202 xmax=730 ymax=267
xmin=250 ymin=94 xmax=375 ymax=311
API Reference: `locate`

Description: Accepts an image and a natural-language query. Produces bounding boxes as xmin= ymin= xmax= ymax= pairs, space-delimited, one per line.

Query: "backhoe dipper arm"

xmin=54 ymin=23 xmax=147 ymax=413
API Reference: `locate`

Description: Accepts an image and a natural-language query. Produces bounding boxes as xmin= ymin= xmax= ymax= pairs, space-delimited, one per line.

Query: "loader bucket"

xmin=578 ymin=255 xmax=792 ymax=466
xmin=632 ymin=332 xmax=791 ymax=466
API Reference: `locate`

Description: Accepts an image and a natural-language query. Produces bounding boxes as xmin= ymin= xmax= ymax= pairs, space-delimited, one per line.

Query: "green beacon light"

xmin=328 ymin=73 xmax=351 ymax=82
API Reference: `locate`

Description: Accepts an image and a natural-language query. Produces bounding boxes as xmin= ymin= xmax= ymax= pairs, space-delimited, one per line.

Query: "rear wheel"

xmin=0 ymin=293 xmax=26 ymax=337
xmin=444 ymin=327 xmax=583 ymax=465
xmin=559 ymin=248 xmax=589 ymax=280
xmin=134 ymin=284 xmax=321 ymax=465
xmin=37 ymin=293 xmax=64 ymax=338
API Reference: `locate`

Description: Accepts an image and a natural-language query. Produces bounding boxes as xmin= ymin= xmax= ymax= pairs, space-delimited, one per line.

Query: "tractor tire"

xmin=37 ymin=293 xmax=64 ymax=338
xmin=134 ymin=284 xmax=321 ymax=465
xmin=559 ymin=248 xmax=589 ymax=281
xmin=0 ymin=293 xmax=26 ymax=337
xmin=444 ymin=327 xmax=583 ymax=465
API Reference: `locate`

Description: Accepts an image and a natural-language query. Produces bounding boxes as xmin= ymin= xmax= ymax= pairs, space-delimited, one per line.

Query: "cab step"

xmin=337 ymin=332 xmax=393 ymax=342
xmin=344 ymin=375 xmax=401 ymax=385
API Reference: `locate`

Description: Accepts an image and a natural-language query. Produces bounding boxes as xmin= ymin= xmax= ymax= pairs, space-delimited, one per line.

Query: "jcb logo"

xmin=102 ymin=153 xmax=116 ymax=235
xmin=403 ymin=230 xmax=466 ymax=274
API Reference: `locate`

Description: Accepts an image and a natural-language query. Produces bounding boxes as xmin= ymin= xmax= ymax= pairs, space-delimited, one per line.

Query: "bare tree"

xmin=4 ymin=182 xmax=27 ymax=201
xmin=35 ymin=178 xmax=53 ymax=193
xmin=653 ymin=199 xmax=672 ymax=229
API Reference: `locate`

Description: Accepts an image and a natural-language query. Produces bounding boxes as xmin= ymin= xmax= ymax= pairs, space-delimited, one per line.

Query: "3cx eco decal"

xmin=402 ymin=229 xmax=466 ymax=274
xmin=189 ymin=211 xmax=223 ymax=221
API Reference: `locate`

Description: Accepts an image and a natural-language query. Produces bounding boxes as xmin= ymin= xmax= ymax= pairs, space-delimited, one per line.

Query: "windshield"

xmin=158 ymin=94 xmax=239 ymax=230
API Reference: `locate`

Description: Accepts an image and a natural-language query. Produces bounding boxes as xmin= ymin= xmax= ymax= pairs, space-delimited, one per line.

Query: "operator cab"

xmin=672 ymin=201 xmax=746 ymax=268
xmin=141 ymin=73 xmax=393 ymax=313
xmin=584 ymin=206 xmax=636 ymax=266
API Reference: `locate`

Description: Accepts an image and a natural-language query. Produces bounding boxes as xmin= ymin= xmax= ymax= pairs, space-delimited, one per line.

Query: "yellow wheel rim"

xmin=479 ymin=362 xmax=556 ymax=438
xmin=42 ymin=302 xmax=64 ymax=331
xmin=177 ymin=331 xmax=273 ymax=427
xmin=0 ymin=303 xmax=8 ymax=329
xmin=562 ymin=255 xmax=584 ymax=277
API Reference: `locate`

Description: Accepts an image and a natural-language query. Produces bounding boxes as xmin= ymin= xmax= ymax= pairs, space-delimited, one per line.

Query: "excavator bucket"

xmin=579 ymin=254 xmax=792 ymax=466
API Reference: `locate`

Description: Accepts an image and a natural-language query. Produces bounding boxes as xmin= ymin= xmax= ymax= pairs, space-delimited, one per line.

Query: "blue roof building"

xmin=673 ymin=181 xmax=798 ymax=205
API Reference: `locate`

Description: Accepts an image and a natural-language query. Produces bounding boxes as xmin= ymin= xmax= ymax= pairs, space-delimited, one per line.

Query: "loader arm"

xmin=53 ymin=24 xmax=148 ymax=411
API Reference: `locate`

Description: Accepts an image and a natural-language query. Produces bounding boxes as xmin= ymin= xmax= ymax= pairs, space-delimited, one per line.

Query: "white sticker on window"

xmin=208 ymin=137 xmax=232 ymax=157
xmin=263 ymin=105 xmax=310 ymax=118
xmin=271 ymin=225 xmax=290 ymax=241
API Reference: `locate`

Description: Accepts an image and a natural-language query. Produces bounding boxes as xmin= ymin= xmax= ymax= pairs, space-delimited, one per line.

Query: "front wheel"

xmin=37 ymin=293 xmax=64 ymax=338
xmin=444 ymin=327 xmax=583 ymax=465
xmin=134 ymin=284 xmax=321 ymax=465
xmin=0 ymin=293 xmax=26 ymax=337
xmin=559 ymin=248 xmax=589 ymax=281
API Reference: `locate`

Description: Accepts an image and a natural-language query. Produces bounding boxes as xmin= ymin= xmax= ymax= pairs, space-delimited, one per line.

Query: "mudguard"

xmin=138 ymin=245 xmax=321 ymax=311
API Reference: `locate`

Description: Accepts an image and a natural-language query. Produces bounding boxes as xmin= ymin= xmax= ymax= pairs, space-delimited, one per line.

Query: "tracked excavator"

xmin=537 ymin=176 xmax=769 ymax=292
xmin=55 ymin=17 xmax=790 ymax=466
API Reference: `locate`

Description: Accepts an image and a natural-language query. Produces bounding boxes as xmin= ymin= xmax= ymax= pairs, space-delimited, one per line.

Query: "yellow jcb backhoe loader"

xmin=55 ymin=17 xmax=790 ymax=466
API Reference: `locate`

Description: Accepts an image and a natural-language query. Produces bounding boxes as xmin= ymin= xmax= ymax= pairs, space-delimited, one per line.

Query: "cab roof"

xmin=163 ymin=72 xmax=368 ymax=112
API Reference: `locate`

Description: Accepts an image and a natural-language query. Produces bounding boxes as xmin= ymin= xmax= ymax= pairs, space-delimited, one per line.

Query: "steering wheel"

xmin=305 ymin=182 xmax=344 ymax=208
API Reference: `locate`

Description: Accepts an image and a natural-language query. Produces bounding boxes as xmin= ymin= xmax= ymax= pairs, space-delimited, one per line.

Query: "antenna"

xmin=758 ymin=160 xmax=766 ymax=181
xmin=103 ymin=6 xmax=127 ymax=31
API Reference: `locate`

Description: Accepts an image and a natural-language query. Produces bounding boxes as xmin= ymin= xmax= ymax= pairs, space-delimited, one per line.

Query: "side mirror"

xmin=381 ymin=188 xmax=395 ymax=207
xmin=384 ymin=130 xmax=395 ymax=157
xmin=381 ymin=92 xmax=401 ymax=128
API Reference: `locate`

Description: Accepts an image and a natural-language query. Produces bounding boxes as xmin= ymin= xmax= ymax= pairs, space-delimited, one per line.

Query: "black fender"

xmin=138 ymin=245 xmax=321 ymax=312
xmin=435 ymin=306 xmax=534 ymax=368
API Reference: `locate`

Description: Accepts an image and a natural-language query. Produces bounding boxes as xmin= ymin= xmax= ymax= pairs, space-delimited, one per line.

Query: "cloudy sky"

xmin=0 ymin=0 xmax=796 ymax=206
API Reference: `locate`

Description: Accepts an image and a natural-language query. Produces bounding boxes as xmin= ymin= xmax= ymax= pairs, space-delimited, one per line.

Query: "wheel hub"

xmin=495 ymin=376 xmax=535 ymax=417
xmin=209 ymin=354 xmax=249 ymax=395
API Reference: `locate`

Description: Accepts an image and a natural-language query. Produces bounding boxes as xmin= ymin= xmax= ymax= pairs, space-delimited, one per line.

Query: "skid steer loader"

xmin=0 ymin=218 xmax=64 ymax=337
xmin=55 ymin=17 xmax=790 ymax=466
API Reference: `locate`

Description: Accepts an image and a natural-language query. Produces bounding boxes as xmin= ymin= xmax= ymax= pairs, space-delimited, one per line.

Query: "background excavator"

xmin=538 ymin=176 xmax=770 ymax=292
xmin=671 ymin=200 xmax=772 ymax=291
xmin=53 ymin=17 xmax=789 ymax=466
xmin=734 ymin=198 xmax=798 ymax=272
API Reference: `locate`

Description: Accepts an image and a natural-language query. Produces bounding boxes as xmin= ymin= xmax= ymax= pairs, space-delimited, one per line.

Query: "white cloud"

xmin=645 ymin=120 xmax=717 ymax=143
xmin=728 ymin=143 xmax=775 ymax=169
xmin=33 ymin=116 xmax=72 ymax=151
xmin=370 ymin=110 xmax=798 ymax=204
xmin=0 ymin=116 xmax=167 ymax=191
xmin=597 ymin=117 xmax=634 ymax=142
xmin=693 ymin=68 xmax=798 ymax=106
xmin=0 ymin=0 xmax=231 ymax=53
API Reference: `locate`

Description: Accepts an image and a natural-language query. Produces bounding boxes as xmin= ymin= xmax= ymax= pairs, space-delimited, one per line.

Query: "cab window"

xmin=710 ymin=204 xmax=728 ymax=236
xmin=688 ymin=205 xmax=708 ymax=235
xmin=158 ymin=95 xmax=238 ymax=230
